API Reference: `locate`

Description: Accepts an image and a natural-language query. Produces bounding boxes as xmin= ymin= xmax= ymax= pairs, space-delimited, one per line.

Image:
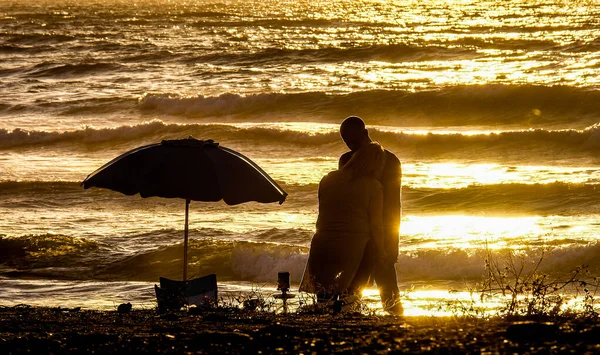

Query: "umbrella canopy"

xmin=82 ymin=137 xmax=287 ymax=280
xmin=82 ymin=138 xmax=287 ymax=205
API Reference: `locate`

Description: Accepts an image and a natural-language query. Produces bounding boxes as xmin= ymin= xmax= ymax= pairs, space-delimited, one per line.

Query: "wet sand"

xmin=1 ymin=305 xmax=600 ymax=354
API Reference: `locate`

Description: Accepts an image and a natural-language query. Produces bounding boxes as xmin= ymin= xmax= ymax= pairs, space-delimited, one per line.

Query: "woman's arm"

xmin=368 ymin=181 xmax=386 ymax=258
xmin=382 ymin=151 xmax=401 ymax=260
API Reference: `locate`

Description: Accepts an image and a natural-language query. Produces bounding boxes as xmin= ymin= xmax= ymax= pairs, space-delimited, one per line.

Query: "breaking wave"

xmin=1 ymin=33 xmax=77 ymax=46
xmin=2 ymin=120 xmax=600 ymax=161
xmin=25 ymin=62 xmax=122 ymax=78
xmin=0 ymin=121 xmax=182 ymax=149
xmin=4 ymin=86 xmax=599 ymax=128
xmin=0 ymin=233 xmax=309 ymax=282
xmin=404 ymin=182 xmax=600 ymax=216
xmin=398 ymin=243 xmax=600 ymax=281
xmin=186 ymin=44 xmax=481 ymax=65
xmin=3 ymin=232 xmax=600 ymax=284
xmin=1 ymin=180 xmax=599 ymax=216
xmin=0 ymin=234 xmax=103 ymax=273
xmin=138 ymin=86 xmax=600 ymax=127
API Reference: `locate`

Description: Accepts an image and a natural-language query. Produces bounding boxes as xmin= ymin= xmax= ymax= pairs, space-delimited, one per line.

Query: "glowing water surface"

xmin=3 ymin=148 xmax=598 ymax=188
xmin=1 ymin=279 xmax=592 ymax=318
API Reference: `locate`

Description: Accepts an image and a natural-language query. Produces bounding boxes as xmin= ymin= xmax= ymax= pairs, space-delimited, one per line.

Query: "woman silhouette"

xmin=299 ymin=142 xmax=387 ymax=302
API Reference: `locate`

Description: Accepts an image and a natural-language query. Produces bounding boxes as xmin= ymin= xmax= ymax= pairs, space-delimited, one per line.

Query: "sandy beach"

xmin=2 ymin=305 xmax=600 ymax=354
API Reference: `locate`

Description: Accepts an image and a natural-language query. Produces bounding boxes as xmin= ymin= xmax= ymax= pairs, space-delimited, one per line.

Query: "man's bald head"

xmin=340 ymin=116 xmax=371 ymax=151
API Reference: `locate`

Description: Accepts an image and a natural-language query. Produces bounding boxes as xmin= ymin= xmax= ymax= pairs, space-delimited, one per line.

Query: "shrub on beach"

xmin=440 ymin=243 xmax=600 ymax=320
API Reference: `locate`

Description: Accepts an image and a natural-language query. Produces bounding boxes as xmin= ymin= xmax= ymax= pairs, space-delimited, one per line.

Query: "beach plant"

xmin=435 ymin=288 xmax=490 ymax=320
xmin=218 ymin=284 xmax=273 ymax=312
xmin=435 ymin=242 xmax=600 ymax=320
xmin=569 ymin=270 xmax=600 ymax=321
xmin=479 ymin=243 xmax=600 ymax=320
xmin=217 ymin=284 xmax=310 ymax=314
xmin=293 ymin=287 xmax=375 ymax=315
xmin=294 ymin=291 xmax=320 ymax=313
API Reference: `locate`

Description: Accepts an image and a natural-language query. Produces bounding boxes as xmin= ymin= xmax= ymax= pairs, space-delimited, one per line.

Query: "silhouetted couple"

xmin=300 ymin=116 xmax=403 ymax=315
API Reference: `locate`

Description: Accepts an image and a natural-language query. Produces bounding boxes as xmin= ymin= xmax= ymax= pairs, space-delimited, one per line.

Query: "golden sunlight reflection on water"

xmin=261 ymin=160 xmax=600 ymax=187
xmin=2 ymin=277 xmax=593 ymax=317
xmin=4 ymin=150 xmax=598 ymax=189
xmin=400 ymin=216 xmax=543 ymax=250
xmin=1 ymin=279 xmax=593 ymax=317
xmin=0 ymin=279 xmax=495 ymax=316
xmin=360 ymin=287 xmax=594 ymax=317
xmin=333 ymin=288 xmax=523 ymax=317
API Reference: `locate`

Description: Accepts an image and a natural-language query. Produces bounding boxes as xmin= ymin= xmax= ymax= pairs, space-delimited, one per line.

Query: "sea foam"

xmin=3 ymin=233 xmax=600 ymax=284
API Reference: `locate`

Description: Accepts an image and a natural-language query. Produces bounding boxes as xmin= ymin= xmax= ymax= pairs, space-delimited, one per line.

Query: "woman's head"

xmin=343 ymin=142 xmax=386 ymax=179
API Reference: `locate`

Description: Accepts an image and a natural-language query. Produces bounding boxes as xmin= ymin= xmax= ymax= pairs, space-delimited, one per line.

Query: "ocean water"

xmin=1 ymin=0 xmax=600 ymax=315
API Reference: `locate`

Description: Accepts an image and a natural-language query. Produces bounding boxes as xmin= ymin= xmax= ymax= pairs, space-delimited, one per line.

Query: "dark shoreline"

xmin=2 ymin=305 xmax=600 ymax=354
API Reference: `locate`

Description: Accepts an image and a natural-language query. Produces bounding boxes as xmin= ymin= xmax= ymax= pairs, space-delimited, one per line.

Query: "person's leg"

xmin=347 ymin=241 xmax=378 ymax=296
xmin=316 ymin=292 xmax=336 ymax=303
xmin=373 ymin=262 xmax=403 ymax=315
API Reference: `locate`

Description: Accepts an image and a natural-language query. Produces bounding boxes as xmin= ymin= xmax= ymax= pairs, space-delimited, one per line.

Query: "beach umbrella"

xmin=82 ymin=137 xmax=287 ymax=280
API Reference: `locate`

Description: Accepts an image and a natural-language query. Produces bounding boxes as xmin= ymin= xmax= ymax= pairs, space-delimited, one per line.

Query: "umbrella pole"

xmin=183 ymin=199 xmax=190 ymax=281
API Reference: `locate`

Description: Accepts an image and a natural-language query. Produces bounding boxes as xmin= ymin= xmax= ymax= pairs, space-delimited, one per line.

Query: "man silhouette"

xmin=339 ymin=116 xmax=403 ymax=315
